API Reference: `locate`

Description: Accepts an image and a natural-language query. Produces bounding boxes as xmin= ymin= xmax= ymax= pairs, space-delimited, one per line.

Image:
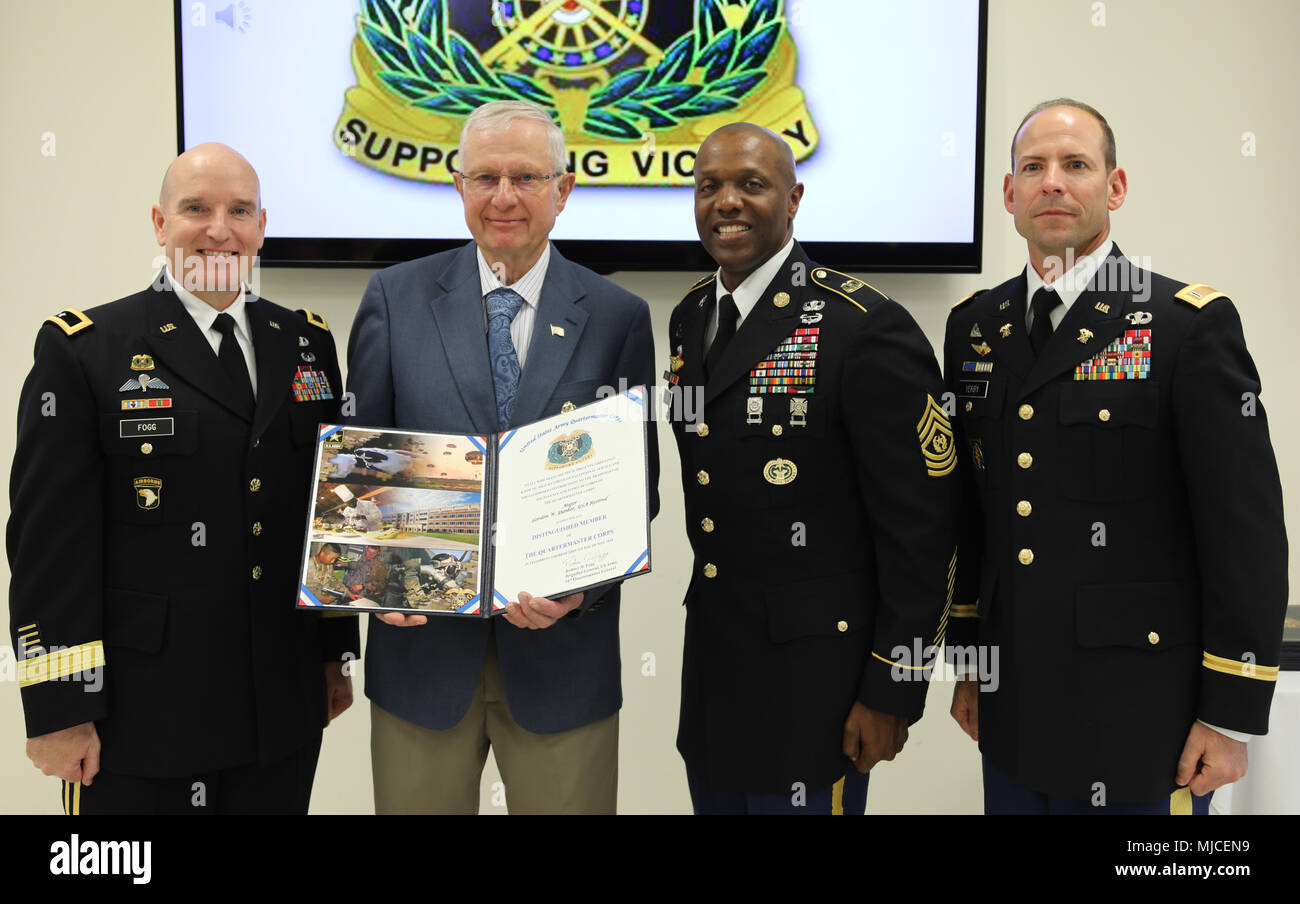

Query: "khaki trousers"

xmin=371 ymin=637 xmax=618 ymax=814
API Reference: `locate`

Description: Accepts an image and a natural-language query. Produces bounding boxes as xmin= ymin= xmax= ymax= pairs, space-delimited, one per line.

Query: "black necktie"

xmin=1028 ymin=287 xmax=1062 ymax=356
xmin=214 ymin=312 xmax=254 ymax=411
xmin=704 ymin=294 xmax=739 ymax=379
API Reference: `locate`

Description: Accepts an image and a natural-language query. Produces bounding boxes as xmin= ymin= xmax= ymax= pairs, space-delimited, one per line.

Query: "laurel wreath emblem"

xmin=358 ymin=0 xmax=785 ymax=140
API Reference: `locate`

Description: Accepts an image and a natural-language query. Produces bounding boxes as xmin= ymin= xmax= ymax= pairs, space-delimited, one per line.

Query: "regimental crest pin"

xmin=130 ymin=354 xmax=155 ymax=371
xmin=969 ymin=323 xmax=982 ymax=338
xmin=134 ymin=476 xmax=162 ymax=510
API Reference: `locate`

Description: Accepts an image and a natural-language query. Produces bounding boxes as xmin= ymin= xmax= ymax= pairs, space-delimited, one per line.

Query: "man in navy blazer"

xmin=346 ymin=100 xmax=657 ymax=814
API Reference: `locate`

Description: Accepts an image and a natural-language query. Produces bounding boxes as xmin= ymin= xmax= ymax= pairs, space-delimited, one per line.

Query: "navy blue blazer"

xmin=347 ymin=242 xmax=658 ymax=733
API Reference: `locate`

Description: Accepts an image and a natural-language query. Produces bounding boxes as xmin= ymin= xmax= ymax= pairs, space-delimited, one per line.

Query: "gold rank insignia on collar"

xmin=130 ymin=354 xmax=155 ymax=371
xmin=268 ymin=320 xmax=281 ymax=330
xmin=159 ymin=322 xmax=178 ymax=334
xmin=1094 ymin=302 xmax=1110 ymax=314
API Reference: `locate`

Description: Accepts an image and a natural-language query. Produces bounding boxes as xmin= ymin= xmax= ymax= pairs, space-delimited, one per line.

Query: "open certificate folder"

xmin=296 ymin=387 xmax=652 ymax=616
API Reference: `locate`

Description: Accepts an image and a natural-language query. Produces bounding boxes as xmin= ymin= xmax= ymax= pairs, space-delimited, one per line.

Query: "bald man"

xmin=668 ymin=124 xmax=957 ymax=814
xmin=7 ymin=143 xmax=358 ymax=814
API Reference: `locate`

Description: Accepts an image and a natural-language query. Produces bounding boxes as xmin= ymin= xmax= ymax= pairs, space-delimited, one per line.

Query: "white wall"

xmin=2 ymin=0 xmax=1296 ymax=814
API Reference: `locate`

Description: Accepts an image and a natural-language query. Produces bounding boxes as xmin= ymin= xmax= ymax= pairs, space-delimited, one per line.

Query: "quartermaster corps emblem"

xmin=335 ymin=0 xmax=818 ymax=185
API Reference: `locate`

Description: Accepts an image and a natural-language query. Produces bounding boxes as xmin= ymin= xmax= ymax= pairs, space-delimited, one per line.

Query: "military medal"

xmin=961 ymin=361 xmax=993 ymax=373
xmin=789 ymin=397 xmax=808 ymax=427
xmin=749 ymin=328 xmax=818 ymax=394
xmin=122 ymin=397 xmax=172 ymax=410
xmin=293 ymin=366 xmax=334 ymax=401
xmin=763 ymin=458 xmax=797 ymax=485
xmin=1075 ymin=329 xmax=1151 ymax=381
xmin=746 ymin=396 xmax=763 ymax=424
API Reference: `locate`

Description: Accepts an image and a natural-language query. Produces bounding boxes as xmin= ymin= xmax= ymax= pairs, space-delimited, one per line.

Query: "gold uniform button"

xmin=252 ymin=566 xmax=263 ymax=581
xmin=836 ymin=620 xmax=848 ymax=633
xmin=697 ymin=470 xmax=710 ymax=486
xmin=1098 ymin=408 xmax=1111 ymax=422
xmin=1016 ymin=500 xmax=1032 ymax=517
xmin=697 ymin=423 xmax=709 ymax=437
xmin=252 ymin=522 xmax=263 ymax=536
xmin=1148 ymin=631 xmax=1160 ymax=645
xmin=703 ymin=563 xmax=717 ymax=578
xmin=1017 ymin=452 xmax=1033 ymax=469
xmin=140 ymin=442 xmax=153 ymax=454
xmin=249 ymin=478 xmax=261 ymax=492
xmin=1018 ymin=404 xmax=1034 ymax=421
xmin=771 ymin=424 xmax=783 ymax=436
xmin=700 ymin=517 xmax=714 ymax=533
xmin=1018 ymin=548 xmax=1034 ymax=565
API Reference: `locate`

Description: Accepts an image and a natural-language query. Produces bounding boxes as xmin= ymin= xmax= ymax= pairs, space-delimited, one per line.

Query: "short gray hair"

xmin=1011 ymin=98 xmax=1117 ymax=171
xmin=459 ymin=100 xmax=568 ymax=173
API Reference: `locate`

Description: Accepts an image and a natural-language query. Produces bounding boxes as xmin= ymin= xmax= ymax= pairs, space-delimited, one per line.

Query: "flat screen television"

xmin=174 ymin=0 xmax=987 ymax=272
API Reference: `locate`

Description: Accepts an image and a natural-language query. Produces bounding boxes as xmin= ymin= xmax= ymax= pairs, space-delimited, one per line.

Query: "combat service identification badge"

xmin=763 ymin=457 xmax=797 ymax=485
xmin=134 ymin=477 xmax=162 ymax=510
xmin=334 ymin=0 xmax=818 ymax=187
xmin=917 ymin=394 xmax=956 ymax=477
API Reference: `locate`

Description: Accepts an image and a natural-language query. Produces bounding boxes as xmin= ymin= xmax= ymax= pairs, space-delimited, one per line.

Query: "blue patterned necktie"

xmin=486 ymin=287 xmax=525 ymax=430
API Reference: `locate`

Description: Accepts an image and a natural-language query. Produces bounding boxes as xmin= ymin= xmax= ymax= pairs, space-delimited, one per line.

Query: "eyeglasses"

xmin=459 ymin=171 xmax=564 ymax=195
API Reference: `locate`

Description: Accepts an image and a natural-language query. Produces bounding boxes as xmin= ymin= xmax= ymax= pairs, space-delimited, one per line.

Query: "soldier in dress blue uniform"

xmin=668 ymin=123 xmax=958 ymax=814
xmin=944 ymin=100 xmax=1288 ymax=814
xmin=8 ymin=144 xmax=358 ymax=814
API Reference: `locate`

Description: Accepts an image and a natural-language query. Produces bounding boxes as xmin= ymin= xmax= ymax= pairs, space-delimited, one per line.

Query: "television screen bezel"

xmin=173 ymin=1 xmax=988 ymax=274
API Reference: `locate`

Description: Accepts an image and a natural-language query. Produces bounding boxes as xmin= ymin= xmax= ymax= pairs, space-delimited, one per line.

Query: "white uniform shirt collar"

xmin=165 ymin=267 xmax=254 ymax=342
xmin=1025 ymin=239 xmax=1115 ymax=330
xmin=712 ymin=236 xmax=796 ymax=327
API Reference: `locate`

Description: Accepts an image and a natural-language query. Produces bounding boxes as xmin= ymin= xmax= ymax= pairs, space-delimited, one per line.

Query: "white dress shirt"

xmin=165 ymin=268 xmax=258 ymax=396
xmin=705 ymin=236 xmax=796 ymax=349
xmin=476 ymin=243 xmax=549 ymax=369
